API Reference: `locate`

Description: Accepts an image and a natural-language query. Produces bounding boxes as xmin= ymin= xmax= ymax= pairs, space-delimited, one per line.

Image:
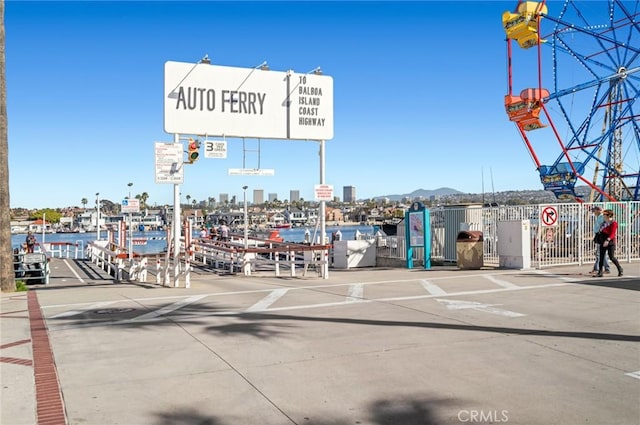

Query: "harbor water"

xmin=11 ymin=224 xmax=376 ymax=255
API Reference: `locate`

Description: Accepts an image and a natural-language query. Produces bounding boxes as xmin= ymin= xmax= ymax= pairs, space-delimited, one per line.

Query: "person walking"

xmin=218 ymin=221 xmax=230 ymax=242
xmin=25 ymin=231 xmax=37 ymax=253
xmin=594 ymin=209 xmax=623 ymax=277
xmin=590 ymin=206 xmax=610 ymax=274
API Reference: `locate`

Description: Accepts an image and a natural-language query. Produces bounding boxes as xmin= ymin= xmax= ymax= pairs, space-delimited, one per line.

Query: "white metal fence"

xmin=376 ymin=201 xmax=640 ymax=269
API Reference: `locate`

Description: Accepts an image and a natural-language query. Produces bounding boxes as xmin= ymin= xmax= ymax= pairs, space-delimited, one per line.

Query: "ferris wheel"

xmin=503 ymin=0 xmax=640 ymax=202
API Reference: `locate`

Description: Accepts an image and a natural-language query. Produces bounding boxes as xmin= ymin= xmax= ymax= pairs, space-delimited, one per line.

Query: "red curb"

xmin=27 ymin=291 xmax=67 ymax=425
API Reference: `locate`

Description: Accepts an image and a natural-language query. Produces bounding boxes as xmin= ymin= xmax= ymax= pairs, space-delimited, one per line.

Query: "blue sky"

xmin=6 ymin=1 xmax=587 ymax=208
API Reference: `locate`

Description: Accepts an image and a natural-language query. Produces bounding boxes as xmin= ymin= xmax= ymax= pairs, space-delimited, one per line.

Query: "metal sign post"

xmin=121 ymin=198 xmax=140 ymax=261
xmin=173 ymin=134 xmax=181 ymax=287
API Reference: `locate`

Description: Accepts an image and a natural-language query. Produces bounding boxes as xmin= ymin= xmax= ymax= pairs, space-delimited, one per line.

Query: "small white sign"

xmin=155 ymin=142 xmax=184 ymax=184
xmin=204 ymin=140 xmax=227 ymax=158
xmin=121 ymin=199 xmax=140 ymax=213
xmin=314 ymin=184 xmax=334 ymax=201
xmin=228 ymin=168 xmax=275 ymax=176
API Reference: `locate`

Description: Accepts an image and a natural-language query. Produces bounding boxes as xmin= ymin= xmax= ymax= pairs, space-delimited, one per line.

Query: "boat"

xmin=275 ymin=223 xmax=291 ymax=229
xmin=380 ymin=219 xmax=403 ymax=236
xmin=266 ymin=230 xmax=284 ymax=243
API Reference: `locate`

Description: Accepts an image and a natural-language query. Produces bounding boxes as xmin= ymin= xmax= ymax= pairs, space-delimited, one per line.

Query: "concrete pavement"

xmin=2 ymin=258 xmax=639 ymax=425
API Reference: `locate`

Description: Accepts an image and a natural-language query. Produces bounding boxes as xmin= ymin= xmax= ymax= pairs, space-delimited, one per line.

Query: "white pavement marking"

xmin=346 ymin=284 xmax=364 ymax=302
xmin=62 ymin=259 xmax=85 ymax=284
xmin=246 ymin=288 xmax=289 ymax=312
xmin=482 ymin=274 xmax=519 ymax=289
xmin=131 ymin=295 xmax=208 ymax=322
xmin=533 ymin=270 xmax=580 ymax=282
xmin=436 ymin=299 xmax=526 ymax=318
xmin=47 ymin=282 xmax=573 ymax=330
xmin=50 ymin=301 xmax=118 ymax=318
xmin=624 ymin=371 xmax=640 ymax=380
xmin=42 ymin=272 xmax=540 ymax=310
xmin=420 ymin=280 xmax=447 ymax=296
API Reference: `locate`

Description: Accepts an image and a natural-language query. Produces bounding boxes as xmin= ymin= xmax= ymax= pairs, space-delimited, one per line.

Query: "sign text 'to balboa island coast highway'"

xmin=163 ymin=61 xmax=334 ymax=141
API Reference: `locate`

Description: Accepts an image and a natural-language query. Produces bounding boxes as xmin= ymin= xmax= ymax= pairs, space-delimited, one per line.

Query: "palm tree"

xmin=0 ymin=3 xmax=15 ymax=291
xmin=81 ymin=198 xmax=88 ymax=211
xmin=186 ymin=194 xmax=191 ymax=208
xmin=140 ymin=192 xmax=149 ymax=209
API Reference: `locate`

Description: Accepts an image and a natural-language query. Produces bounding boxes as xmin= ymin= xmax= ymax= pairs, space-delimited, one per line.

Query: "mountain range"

xmin=373 ymin=187 xmax=462 ymax=201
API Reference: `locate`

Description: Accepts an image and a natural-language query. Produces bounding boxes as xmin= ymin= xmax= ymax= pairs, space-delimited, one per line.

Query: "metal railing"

xmin=376 ymin=201 xmax=640 ymax=269
xmin=190 ymin=237 xmax=330 ymax=277
xmin=43 ymin=241 xmax=85 ymax=259
xmin=13 ymin=249 xmax=50 ymax=285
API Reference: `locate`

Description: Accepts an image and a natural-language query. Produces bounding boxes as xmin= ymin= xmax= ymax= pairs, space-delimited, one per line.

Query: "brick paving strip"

xmin=27 ymin=291 xmax=68 ymax=425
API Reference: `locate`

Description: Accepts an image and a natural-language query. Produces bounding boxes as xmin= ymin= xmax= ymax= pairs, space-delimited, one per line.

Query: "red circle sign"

xmin=541 ymin=206 xmax=558 ymax=226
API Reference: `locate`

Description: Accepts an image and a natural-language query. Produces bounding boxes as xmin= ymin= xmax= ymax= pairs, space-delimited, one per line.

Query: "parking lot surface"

xmin=2 ymin=259 xmax=639 ymax=424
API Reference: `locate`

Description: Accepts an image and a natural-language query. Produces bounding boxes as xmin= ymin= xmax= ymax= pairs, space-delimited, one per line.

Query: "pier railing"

xmin=190 ymin=237 xmax=330 ymax=278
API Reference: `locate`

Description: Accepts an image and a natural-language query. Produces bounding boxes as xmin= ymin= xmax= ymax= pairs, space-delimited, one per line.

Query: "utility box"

xmin=456 ymin=231 xmax=484 ymax=269
xmin=332 ymin=240 xmax=376 ymax=269
xmin=497 ymin=220 xmax=531 ymax=269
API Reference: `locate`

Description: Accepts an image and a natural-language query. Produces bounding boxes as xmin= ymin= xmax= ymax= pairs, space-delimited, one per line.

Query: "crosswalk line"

xmin=131 ymin=295 xmax=208 ymax=321
xmin=420 ymin=280 xmax=447 ymax=296
xmin=346 ymin=284 xmax=364 ymax=302
xmin=482 ymin=274 xmax=519 ymax=289
xmin=246 ymin=288 xmax=289 ymax=312
xmin=50 ymin=301 xmax=118 ymax=318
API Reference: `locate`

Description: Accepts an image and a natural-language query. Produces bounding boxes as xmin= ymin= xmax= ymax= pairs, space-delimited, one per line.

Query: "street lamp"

xmin=127 ymin=182 xmax=133 ymax=261
xmin=242 ymin=186 xmax=249 ymax=249
xmin=95 ymin=192 xmax=100 ymax=241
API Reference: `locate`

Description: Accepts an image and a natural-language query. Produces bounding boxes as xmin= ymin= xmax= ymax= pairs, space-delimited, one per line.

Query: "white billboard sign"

xmin=154 ymin=142 xmax=184 ymax=184
xmin=164 ymin=61 xmax=333 ymax=140
xmin=164 ymin=62 xmax=288 ymax=138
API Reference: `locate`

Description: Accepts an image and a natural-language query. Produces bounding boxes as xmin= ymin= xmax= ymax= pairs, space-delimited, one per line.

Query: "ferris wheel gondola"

xmin=502 ymin=0 xmax=640 ymax=202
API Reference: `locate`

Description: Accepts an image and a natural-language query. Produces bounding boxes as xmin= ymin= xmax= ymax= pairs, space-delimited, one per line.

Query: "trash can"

xmin=456 ymin=231 xmax=484 ymax=269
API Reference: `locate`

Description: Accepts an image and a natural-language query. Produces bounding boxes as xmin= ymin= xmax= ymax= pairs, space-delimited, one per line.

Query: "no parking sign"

xmin=541 ymin=206 xmax=558 ymax=226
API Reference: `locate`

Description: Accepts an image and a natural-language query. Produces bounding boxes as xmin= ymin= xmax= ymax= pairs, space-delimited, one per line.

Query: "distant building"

xmin=343 ymin=186 xmax=356 ymax=203
xmin=290 ymin=190 xmax=300 ymax=202
xmin=253 ymin=189 xmax=264 ymax=204
xmin=219 ymin=193 xmax=229 ymax=205
xmin=268 ymin=193 xmax=278 ymax=202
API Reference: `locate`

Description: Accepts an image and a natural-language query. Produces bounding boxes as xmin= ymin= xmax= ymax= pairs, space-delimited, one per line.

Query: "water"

xmin=11 ymin=225 xmax=376 ymax=255
xmin=276 ymin=224 xmax=376 ymax=243
xmin=11 ymin=230 xmax=169 ymax=255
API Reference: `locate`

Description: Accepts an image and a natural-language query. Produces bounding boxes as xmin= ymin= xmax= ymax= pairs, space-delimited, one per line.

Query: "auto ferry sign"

xmin=164 ymin=61 xmax=333 ymax=140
